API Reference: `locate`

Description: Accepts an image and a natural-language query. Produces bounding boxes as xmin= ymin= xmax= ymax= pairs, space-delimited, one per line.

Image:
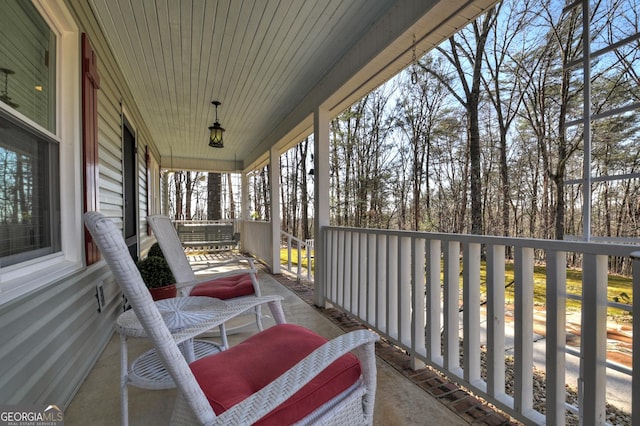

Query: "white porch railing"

xmin=172 ymin=219 xmax=239 ymax=234
xmin=322 ymin=226 xmax=639 ymax=426
xmin=280 ymin=231 xmax=314 ymax=281
xmin=240 ymin=220 xmax=272 ymax=265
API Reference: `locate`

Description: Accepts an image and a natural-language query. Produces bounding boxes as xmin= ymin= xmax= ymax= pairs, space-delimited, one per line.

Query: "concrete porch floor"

xmin=65 ymin=270 xmax=470 ymax=426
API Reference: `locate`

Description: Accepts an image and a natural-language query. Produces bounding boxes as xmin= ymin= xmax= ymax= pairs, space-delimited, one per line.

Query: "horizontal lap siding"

xmin=0 ymin=265 xmax=119 ymax=407
xmin=0 ymin=0 xmax=158 ymax=408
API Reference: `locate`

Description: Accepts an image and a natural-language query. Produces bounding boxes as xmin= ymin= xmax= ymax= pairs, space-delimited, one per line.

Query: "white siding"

xmin=0 ymin=0 xmax=162 ymax=407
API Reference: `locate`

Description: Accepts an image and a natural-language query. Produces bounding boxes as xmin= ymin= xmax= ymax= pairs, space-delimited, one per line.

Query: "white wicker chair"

xmin=85 ymin=212 xmax=379 ymax=425
xmin=147 ymin=215 xmax=263 ymax=348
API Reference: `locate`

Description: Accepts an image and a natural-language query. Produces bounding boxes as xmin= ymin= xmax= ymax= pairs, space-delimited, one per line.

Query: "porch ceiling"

xmin=89 ymin=0 xmax=497 ymax=172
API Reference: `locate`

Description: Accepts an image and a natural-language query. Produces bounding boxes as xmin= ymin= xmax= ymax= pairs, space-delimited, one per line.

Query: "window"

xmin=0 ymin=0 xmax=81 ymax=298
xmin=0 ymin=1 xmax=59 ymax=267
xmin=0 ymin=0 xmax=56 ymax=132
xmin=0 ymin=113 xmax=60 ymax=267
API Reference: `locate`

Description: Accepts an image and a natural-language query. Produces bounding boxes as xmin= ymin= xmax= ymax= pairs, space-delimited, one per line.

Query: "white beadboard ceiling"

xmin=89 ymin=0 xmax=497 ymax=172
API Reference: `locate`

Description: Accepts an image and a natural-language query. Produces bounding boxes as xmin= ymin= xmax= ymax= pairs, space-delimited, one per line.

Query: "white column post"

xmin=313 ymin=106 xmax=329 ymax=307
xmin=632 ymin=251 xmax=640 ymax=426
xmin=240 ymin=171 xmax=249 ymax=249
xmin=269 ymin=146 xmax=281 ymax=274
xmin=241 ymin=171 xmax=251 ymax=221
xmin=162 ymin=171 xmax=170 ymax=216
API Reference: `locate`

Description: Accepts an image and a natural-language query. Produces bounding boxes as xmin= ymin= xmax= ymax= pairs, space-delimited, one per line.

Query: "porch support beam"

xmin=239 ymin=172 xmax=249 ymax=250
xmin=269 ymin=146 xmax=281 ymax=274
xmin=162 ymin=171 xmax=170 ymax=216
xmin=632 ymin=251 xmax=640 ymax=426
xmin=313 ymin=106 xmax=329 ymax=307
xmin=240 ymin=172 xmax=249 ymax=221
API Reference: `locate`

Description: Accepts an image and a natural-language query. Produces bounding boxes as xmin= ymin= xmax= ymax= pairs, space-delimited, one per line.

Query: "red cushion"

xmin=190 ymin=323 xmax=362 ymax=425
xmin=189 ymin=273 xmax=255 ymax=299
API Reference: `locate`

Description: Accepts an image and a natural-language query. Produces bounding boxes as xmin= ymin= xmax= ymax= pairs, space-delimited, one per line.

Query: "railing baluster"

xmin=514 ymin=247 xmax=534 ymax=415
xmin=324 ymin=230 xmax=330 ymax=301
xmin=331 ymin=232 xmax=344 ymax=303
xmin=287 ymin=235 xmax=292 ymax=272
xmin=337 ymin=232 xmax=351 ymax=306
xmin=350 ymin=231 xmax=359 ymax=314
xmin=444 ymin=241 xmax=461 ymax=377
xmin=412 ymin=237 xmax=427 ymax=367
xmin=366 ymin=233 xmax=376 ymax=326
xmin=296 ymin=242 xmax=301 ymax=280
xmin=345 ymin=231 xmax=352 ymax=312
xmin=306 ymin=241 xmax=311 ymax=281
xmin=546 ymin=250 xmax=567 ymax=426
xmin=388 ymin=235 xmax=398 ymax=341
xmin=580 ymin=253 xmax=608 ymax=425
xmin=357 ymin=231 xmax=366 ymax=318
xmin=486 ymin=244 xmax=506 ymax=399
xmin=463 ymin=243 xmax=481 ymax=386
xmin=376 ymin=234 xmax=387 ymax=333
xmin=399 ymin=235 xmax=412 ymax=348
xmin=426 ymin=239 xmax=442 ymax=366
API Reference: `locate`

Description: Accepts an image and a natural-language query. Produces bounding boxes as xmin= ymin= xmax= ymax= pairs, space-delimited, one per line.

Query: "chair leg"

xmin=255 ymin=304 xmax=264 ymax=331
xmin=267 ymin=299 xmax=287 ymax=325
xmin=179 ymin=338 xmax=196 ymax=363
xmin=120 ymin=334 xmax=129 ymax=426
xmin=219 ymin=323 xmax=229 ymax=350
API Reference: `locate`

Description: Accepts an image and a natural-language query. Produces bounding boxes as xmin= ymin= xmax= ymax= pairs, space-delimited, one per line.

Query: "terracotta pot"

xmin=148 ymin=284 xmax=177 ymax=301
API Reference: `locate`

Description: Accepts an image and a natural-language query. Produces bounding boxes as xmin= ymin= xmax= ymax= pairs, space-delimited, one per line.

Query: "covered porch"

xmin=0 ymin=1 xmax=637 ymax=425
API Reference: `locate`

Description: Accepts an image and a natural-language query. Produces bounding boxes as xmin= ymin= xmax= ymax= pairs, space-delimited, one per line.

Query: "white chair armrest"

xmin=213 ymin=329 xmax=378 ymax=425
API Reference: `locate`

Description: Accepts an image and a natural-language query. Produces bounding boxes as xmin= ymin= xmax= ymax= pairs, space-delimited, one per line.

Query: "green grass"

xmin=280 ymin=248 xmax=314 ymax=272
xmin=279 ymin=249 xmax=633 ymax=318
xmin=475 ymin=261 xmax=632 ymax=318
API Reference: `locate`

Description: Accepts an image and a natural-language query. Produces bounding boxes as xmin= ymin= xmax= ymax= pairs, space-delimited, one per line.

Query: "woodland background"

xmin=168 ymin=0 xmax=640 ymax=265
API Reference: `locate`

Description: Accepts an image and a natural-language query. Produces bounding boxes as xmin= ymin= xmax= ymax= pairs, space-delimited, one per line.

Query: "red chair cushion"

xmin=190 ymin=323 xmax=362 ymax=425
xmin=189 ymin=272 xmax=255 ymax=299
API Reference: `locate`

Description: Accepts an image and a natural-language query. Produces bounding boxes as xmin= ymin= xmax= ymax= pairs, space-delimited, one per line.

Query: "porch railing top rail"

xmin=325 ymin=225 xmax=638 ymax=257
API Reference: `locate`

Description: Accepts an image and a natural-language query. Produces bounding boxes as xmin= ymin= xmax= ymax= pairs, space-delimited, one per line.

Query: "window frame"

xmin=0 ymin=0 xmax=82 ymax=303
xmin=0 ymin=111 xmax=61 ymax=267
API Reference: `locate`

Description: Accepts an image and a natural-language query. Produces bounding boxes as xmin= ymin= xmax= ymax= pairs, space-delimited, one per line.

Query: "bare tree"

xmin=173 ymin=171 xmax=185 ymax=220
xmin=482 ymin=0 xmax=539 ymax=241
xmin=397 ymin=56 xmax=450 ymax=230
xmin=227 ymin=173 xmax=235 ymax=220
xmin=421 ymin=6 xmax=499 ymax=234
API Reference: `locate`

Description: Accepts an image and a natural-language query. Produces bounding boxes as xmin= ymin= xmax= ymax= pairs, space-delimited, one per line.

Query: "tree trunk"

xmin=185 ymin=172 xmax=193 ymax=220
xmin=207 ymin=172 xmax=222 ymax=220
xmin=174 ymin=171 xmax=184 ymax=220
xmin=227 ymin=173 xmax=235 ymax=220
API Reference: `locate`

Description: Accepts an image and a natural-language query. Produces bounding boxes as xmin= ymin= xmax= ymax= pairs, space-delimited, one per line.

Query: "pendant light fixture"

xmin=208 ymin=100 xmax=225 ymax=148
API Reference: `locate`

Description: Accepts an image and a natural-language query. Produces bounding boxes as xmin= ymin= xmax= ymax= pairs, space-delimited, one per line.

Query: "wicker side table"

xmin=116 ymin=294 xmax=285 ymax=426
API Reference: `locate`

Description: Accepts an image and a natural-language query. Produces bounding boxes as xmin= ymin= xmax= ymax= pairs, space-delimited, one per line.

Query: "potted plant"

xmin=148 ymin=242 xmax=165 ymax=258
xmin=136 ymin=255 xmax=176 ymax=301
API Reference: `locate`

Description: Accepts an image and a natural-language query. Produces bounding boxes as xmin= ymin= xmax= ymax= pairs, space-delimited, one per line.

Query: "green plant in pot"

xmin=136 ymin=255 xmax=176 ymax=301
xmin=148 ymin=242 xmax=165 ymax=259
